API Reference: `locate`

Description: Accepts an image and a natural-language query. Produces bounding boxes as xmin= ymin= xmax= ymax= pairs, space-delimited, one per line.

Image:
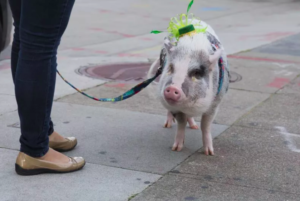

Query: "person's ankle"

xmin=37 ymin=148 xmax=70 ymax=163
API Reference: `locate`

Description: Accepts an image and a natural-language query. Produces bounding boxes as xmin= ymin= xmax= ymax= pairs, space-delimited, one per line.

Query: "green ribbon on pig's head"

xmin=150 ymin=0 xmax=207 ymax=44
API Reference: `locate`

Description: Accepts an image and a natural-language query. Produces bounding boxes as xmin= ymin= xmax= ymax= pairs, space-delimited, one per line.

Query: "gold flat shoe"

xmin=49 ymin=137 xmax=77 ymax=152
xmin=15 ymin=152 xmax=85 ymax=176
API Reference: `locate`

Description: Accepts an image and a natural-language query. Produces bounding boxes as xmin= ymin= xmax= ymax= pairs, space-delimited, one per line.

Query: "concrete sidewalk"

xmin=58 ymin=33 xmax=300 ymax=201
xmin=130 ymin=36 xmax=300 ymax=200
xmin=0 ymin=0 xmax=300 ymax=201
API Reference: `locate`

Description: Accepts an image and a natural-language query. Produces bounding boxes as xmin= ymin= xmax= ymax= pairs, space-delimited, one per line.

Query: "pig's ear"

xmin=164 ymin=37 xmax=175 ymax=54
xmin=208 ymin=49 xmax=223 ymax=71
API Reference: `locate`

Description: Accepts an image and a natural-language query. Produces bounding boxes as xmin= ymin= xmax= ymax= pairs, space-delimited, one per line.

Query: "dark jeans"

xmin=9 ymin=0 xmax=75 ymax=157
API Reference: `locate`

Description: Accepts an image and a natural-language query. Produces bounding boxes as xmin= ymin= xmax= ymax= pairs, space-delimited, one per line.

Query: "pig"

xmin=147 ymin=20 xmax=229 ymax=155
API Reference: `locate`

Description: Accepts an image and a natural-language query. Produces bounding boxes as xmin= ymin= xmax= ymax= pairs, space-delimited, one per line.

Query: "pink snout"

xmin=164 ymin=86 xmax=182 ymax=102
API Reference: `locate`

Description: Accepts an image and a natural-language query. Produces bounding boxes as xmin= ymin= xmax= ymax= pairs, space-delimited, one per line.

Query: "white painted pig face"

xmin=158 ymin=34 xmax=222 ymax=113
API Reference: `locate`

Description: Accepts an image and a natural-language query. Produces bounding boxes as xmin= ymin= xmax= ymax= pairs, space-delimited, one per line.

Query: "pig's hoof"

xmin=190 ymin=124 xmax=199 ymax=130
xmin=164 ymin=121 xmax=172 ymax=128
xmin=203 ymin=146 xmax=214 ymax=156
xmin=172 ymin=140 xmax=184 ymax=151
xmin=164 ymin=118 xmax=175 ymax=128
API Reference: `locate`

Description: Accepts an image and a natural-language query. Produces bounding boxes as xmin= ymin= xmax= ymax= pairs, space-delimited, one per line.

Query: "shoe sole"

xmin=15 ymin=161 xmax=85 ymax=176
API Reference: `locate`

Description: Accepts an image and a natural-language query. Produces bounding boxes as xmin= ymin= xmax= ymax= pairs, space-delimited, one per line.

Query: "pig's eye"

xmin=190 ymin=67 xmax=205 ymax=79
xmin=168 ymin=64 xmax=174 ymax=74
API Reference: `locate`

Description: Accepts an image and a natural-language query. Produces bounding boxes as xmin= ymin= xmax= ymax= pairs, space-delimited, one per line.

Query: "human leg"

xmin=8 ymin=0 xmax=85 ymax=175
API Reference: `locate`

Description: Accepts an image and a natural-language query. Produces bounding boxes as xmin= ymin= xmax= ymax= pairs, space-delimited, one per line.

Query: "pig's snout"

xmin=164 ymin=86 xmax=181 ymax=102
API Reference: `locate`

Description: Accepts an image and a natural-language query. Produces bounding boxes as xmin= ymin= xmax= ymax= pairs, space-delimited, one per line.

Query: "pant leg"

xmin=11 ymin=0 xmax=75 ymax=157
xmin=9 ymin=0 xmax=56 ymax=138
xmin=8 ymin=0 xmax=21 ymax=84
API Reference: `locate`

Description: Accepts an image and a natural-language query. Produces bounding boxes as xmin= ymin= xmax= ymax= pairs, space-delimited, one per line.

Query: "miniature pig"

xmin=147 ymin=20 xmax=229 ymax=155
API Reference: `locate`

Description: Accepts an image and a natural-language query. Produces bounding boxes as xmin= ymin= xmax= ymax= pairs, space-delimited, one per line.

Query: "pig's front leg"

xmin=164 ymin=111 xmax=175 ymax=128
xmin=201 ymin=109 xmax=218 ymax=156
xmin=187 ymin=117 xmax=199 ymax=129
xmin=172 ymin=113 xmax=187 ymax=151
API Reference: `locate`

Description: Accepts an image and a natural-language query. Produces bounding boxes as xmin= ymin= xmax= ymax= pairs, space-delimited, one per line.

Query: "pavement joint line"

xmin=166 ymin=172 xmax=300 ymax=196
xmin=274 ymin=73 xmax=300 ymax=95
xmin=228 ymin=55 xmax=300 ymax=64
xmin=130 ymin=124 xmax=234 ymax=195
xmin=85 ymin=161 xmax=162 ymax=176
xmin=0 ymin=109 xmax=18 ymax=117
xmin=228 ymin=87 xmax=274 ymax=94
xmin=0 ymin=103 xmax=231 ymax=179
xmin=210 ymin=91 xmax=273 ymax=128
xmin=131 ymin=173 xmax=167 ymax=199
xmin=132 ymin=146 xmax=213 ymax=198
xmin=276 ymin=91 xmax=300 ymax=95
xmin=243 ymin=34 xmax=300 ymax=52
xmin=50 ymin=101 xmax=224 ymax=131
xmin=0 ymin=93 xmax=15 ymax=96
xmin=230 ymin=93 xmax=275 ymax=126
xmin=229 ymin=124 xmax=300 ymax=136
xmin=0 ymin=147 xmax=19 ymax=152
xmin=228 ymin=87 xmax=272 ymax=94
xmin=54 ymin=81 xmax=109 ymax=101
xmin=54 ymin=100 xmax=223 ymax=127
xmin=271 ymin=76 xmax=299 ymax=94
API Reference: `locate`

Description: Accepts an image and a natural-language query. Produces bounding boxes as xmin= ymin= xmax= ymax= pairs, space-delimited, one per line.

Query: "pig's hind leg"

xmin=164 ymin=111 xmax=175 ymax=128
xmin=164 ymin=112 xmax=198 ymax=130
xmin=201 ymin=107 xmax=219 ymax=156
xmin=187 ymin=117 xmax=199 ymax=129
xmin=172 ymin=113 xmax=187 ymax=151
